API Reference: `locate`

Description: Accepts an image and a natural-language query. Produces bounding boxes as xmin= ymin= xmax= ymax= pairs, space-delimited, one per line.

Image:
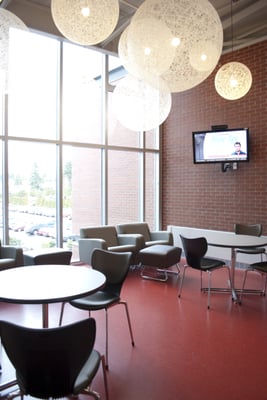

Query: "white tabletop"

xmin=208 ymin=233 xmax=267 ymax=249
xmin=0 ymin=264 xmax=106 ymax=304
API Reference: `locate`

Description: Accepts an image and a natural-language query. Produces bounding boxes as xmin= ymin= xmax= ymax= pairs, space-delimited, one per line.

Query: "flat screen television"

xmin=192 ymin=128 xmax=249 ymax=164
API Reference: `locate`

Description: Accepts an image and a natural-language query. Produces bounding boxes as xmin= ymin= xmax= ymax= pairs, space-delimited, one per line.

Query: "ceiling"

xmin=2 ymin=0 xmax=267 ymax=55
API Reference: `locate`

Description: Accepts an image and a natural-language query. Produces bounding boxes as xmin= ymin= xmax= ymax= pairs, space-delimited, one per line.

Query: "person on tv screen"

xmin=231 ymin=142 xmax=246 ymax=156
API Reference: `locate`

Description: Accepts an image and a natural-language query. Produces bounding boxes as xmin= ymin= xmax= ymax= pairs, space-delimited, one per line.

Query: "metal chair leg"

xmin=207 ymin=271 xmax=212 ymax=309
xmin=101 ymin=354 xmax=109 ymax=400
xmin=120 ymin=301 xmax=135 ymax=347
xmin=105 ymin=308 xmax=109 ymax=370
xmin=240 ymin=269 xmax=249 ymax=301
xmin=59 ymin=302 xmax=66 ymax=326
xmin=262 ymin=273 xmax=267 ymax=295
xmin=178 ymin=265 xmax=188 ymax=298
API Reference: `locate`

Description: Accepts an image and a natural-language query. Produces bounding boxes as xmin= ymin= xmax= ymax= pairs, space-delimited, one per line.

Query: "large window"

xmin=8 ymin=29 xmax=59 ymax=139
xmin=62 ymin=43 xmax=103 ymax=144
xmin=0 ymin=29 xmax=161 ymax=260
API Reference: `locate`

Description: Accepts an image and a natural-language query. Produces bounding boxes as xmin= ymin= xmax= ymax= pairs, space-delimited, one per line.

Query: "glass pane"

xmin=0 ymin=97 xmax=3 ymax=241
xmin=108 ymin=91 xmax=140 ymax=147
xmin=145 ymin=153 xmax=158 ymax=230
xmin=145 ymin=128 xmax=160 ymax=150
xmin=63 ymin=146 xmax=102 ymax=260
xmin=62 ymin=43 xmax=103 ymax=144
xmin=108 ymin=54 xmax=126 ymax=85
xmin=108 ymin=150 xmax=139 ymax=224
xmin=8 ymin=141 xmax=57 ymax=250
xmin=0 ymin=140 xmax=2 ymax=241
xmin=8 ymin=30 xmax=59 ymax=139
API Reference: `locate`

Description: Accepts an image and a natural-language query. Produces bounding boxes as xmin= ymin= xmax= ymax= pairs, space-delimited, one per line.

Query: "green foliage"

xmin=30 ymin=162 xmax=43 ymax=192
xmin=9 ymin=237 xmax=22 ymax=246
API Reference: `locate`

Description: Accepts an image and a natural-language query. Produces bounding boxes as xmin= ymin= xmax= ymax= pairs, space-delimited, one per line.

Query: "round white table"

xmin=208 ymin=233 xmax=267 ymax=301
xmin=0 ymin=264 xmax=106 ymax=328
xmin=0 ymin=264 xmax=106 ymax=392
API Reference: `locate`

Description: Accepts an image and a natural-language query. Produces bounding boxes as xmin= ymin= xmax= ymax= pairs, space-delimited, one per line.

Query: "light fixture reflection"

xmin=0 ymin=8 xmax=28 ymax=93
xmin=112 ymin=74 xmax=172 ymax=132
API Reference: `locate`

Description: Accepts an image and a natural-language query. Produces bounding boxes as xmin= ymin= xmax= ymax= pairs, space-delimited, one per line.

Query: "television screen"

xmin=192 ymin=128 xmax=249 ymax=164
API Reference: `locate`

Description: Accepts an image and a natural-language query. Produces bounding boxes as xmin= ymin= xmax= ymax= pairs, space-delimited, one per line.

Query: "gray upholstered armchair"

xmin=0 ymin=242 xmax=24 ymax=270
xmin=79 ymin=225 xmax=143 ymax=265
xmin=116 ymin=222 xmax=174 ymax=248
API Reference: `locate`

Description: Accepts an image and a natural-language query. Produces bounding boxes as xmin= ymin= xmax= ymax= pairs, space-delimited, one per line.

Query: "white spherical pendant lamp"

xmin=215 ymin=61 xmax=252 ymax=100
xmin=0 ymin=9 xmax=28 ymax=93
xmin=131 ymin=0 xmax=223 ymax=93
xmin=51 ymin=0 xmax=119 ymax=45
xmin=126 ymin=17 xmax=175 ymax=77
xmin=112 ymin=74 xmax=172 ymax=132
xmin=118 ymin=26 xmax=169 ymax=93
xmin=118 ymin=27 xmax=131 ymax=73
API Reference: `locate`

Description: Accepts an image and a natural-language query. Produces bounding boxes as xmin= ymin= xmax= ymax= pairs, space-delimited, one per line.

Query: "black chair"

xmin=179 ymin=235 xmax=232 ymax=309
xmin=241 ymin=261 xmax=267 ymax=300
xmin=59 ymin=248 xmax=135 ymax=369
xmin=234 ymin=223 xmax=266 ymax=262
xmin=0 ymin=318 xmax=108 ymax=400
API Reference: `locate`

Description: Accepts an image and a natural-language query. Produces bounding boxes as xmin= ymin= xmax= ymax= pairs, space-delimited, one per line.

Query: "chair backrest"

xmin=180 ymin=235 xmax=207 ymax=269
xmin=34 ymin=250 xmax=72 ymax=265
xmin=0 ymin=318 xmax=96 ymax=398
xmin=116 ymin=222 xmax=151 ymax=242
xmin=80 ymin=226 xmax=119 ymax=247
xmin=91 ymin=248 xmax=132 ymax=296
xmin=234 ymin=223 xmax=262 ymax=237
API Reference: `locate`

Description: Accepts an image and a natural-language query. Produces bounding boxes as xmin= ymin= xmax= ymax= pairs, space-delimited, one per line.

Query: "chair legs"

xmin=178 ymin=266 xmax=213 ymax=309
xmin=178 ymin=265 xmax=188 ymax=298
xmin=101 ymin=354 xmax=109 ymax=400
xmin=141 ymin=263 xmax=180 ymax=282
xmin=104 ymin=302 xmax=135 ymax=369
xmin=82 ymin=355 xmax=109 ymax=400
xmin=241 ymin=268 xmax=267 ymax=301
xmin=178 ymin=265 xmax=232 ymax=309
xmin=120 ymin=301 xmax=135 ymax=347
xmin=59 ymin=301 xmax=135 ymax=370
xmin=207 ymin=271 xmax=212 ymax=309
xmin=59 ymin=302 xmax=66 ymax=326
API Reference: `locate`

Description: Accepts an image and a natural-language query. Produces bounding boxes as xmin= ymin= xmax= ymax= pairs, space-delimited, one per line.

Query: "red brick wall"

xmin=162 ymin=40 xmax=267 ymax=234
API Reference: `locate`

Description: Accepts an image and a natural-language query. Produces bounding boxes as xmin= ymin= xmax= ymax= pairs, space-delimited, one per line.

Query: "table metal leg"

xmin=42 ymin=304 xmax=49 ymax=328
xmin=230 ymin=248 xmax=239 ymax=302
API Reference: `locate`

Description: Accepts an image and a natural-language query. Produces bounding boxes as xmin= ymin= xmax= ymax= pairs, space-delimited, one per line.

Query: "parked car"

xmin=9 ymin=221 xmax=26 ymax=232
xmin=37 ymin=226 xmax=56 ymax=238
xmin=25 ymin=221 xmax=55 ymax=235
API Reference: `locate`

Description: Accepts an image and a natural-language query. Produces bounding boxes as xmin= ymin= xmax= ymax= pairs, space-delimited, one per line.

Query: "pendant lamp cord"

xmin=230 ymin=0 xmax=234 ymax=54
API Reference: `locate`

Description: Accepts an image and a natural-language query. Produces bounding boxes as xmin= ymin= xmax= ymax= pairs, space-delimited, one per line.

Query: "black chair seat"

xmin=249 ymin=262 xmax=267 ymax=273
xmin=73 ymin=349 xmax=101 ymax=394
xmin=236 ymin=247 xmax=266 ymax=254
xmin=200 ymin=257 xmax=226 ymax=270
xmin=241 ymin=261 xmax=267 ymax=299
xmin=70 ymin=291 xmax=119 ymax=310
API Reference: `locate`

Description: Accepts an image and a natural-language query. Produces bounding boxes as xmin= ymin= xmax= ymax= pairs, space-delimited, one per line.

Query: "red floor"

xmin=1 ymin=262 xmax=267 ymax=400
